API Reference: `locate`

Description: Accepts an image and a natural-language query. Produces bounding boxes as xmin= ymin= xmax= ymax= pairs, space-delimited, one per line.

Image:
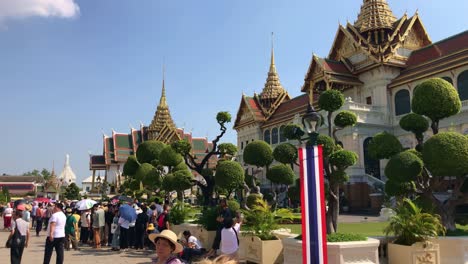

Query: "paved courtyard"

xmin=0 ymin=227 xmax=155 ymax=264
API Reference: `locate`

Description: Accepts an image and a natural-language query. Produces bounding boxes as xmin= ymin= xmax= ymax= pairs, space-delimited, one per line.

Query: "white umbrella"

xmin=75 ymin=199 xmax=97 ymax=210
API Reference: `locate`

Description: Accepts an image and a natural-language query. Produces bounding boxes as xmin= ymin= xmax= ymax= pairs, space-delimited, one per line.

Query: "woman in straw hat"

xmin=149 ymin=230 xmax=183 ymax=264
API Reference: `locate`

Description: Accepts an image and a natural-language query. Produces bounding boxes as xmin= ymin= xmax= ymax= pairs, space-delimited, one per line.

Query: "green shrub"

xmin=329 ymin=150 xmax=358 ymax=170
xmin=273 ymin=143 xmax=297 ymax=164
xmin=399 ymin=113 xmax=429 ymax=134
xmin=243 ymin=140 xmax=273 ymax=167
xmin=170 ymin=203 xmax=191 ymax=225
xmin=246 ymin=194 xmax=263 ymax=209
xmin=123 ymin=155 xmax=140 ymax=176
xmin=327 ymin=233 xmax=367 ymax=242
xmin=423 ymin=132 xmax=468 ymax=177
xmin=334 ymin=111 xmax=357 ymax=128
xmin=266 ymin=164 xmax=295 ymax=185
xmin=215 ymin=161 xmax=245 ymax=190
xmin=385 ymin=151 xmax=423 ymax=182
xmin=136 ymin=140 xmax=166 ymax=164
xmin=412 ymin=78 xmax=461 ymax=122
xmin=316 ymin=134 xmax=336 ymax=157
xmin=159 ymin=146 xmax=184 ymax=167
xmin=368 ymin=132 xmax=402 ymax=159
xmin=197 ymin=206 xmax=219 ymax=231
xmin=318 ymin=89 xmax=345 ymax=112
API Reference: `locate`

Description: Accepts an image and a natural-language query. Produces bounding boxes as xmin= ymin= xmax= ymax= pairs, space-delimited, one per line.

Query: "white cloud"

xmin=0 ymin=0 xmax=79 ymax=22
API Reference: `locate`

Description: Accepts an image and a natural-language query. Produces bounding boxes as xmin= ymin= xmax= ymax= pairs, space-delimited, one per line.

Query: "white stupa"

xmin=58 ymin=154 xmax=77 ymax=186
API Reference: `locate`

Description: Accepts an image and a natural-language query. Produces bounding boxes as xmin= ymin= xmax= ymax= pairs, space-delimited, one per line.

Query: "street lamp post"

xmin=298 ymin=103 xmax=328 ymax=264
xmin=301 ymin=103 xmax=322 ymax=145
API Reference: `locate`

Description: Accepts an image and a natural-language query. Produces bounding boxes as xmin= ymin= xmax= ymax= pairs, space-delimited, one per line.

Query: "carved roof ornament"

xmin=354 ymin=0 xmax=397 ymax=33
xmin=148 ymin=67 xmax=176 ymax=139
xmin=259 ymin=33 xmax=288 ymax=110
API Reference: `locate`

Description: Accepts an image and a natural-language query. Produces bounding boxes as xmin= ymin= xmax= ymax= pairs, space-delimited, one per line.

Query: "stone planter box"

xmin=429 ymin=236 xmax=468 ymax=264
xmin=242 ymin=234 xmax=283 ymax=264
xmin=388 ymin=242 xmax=440 ymax=264
xmin=328 ymin=238 xmax=380 ymax=264
xmin=282 ymin=236 xmax=380 ymax=264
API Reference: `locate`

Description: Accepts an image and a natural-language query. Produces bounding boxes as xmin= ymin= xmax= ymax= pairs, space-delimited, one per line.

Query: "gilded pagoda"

xmin=89 ymin=76 xmax=216 ymax=192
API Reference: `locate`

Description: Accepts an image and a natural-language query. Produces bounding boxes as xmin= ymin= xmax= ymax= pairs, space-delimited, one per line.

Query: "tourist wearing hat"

xmin=64 ymin=208 xmax=79 ymax=251
xmin=22 ymin=204 xmax=31 ymax=226
xmin=149 ymin=230 xmax=183 ymax=264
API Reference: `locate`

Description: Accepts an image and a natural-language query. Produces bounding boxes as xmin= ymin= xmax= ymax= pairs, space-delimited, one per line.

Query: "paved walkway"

xmin=0 ymin=227 xmax=155 ymax=264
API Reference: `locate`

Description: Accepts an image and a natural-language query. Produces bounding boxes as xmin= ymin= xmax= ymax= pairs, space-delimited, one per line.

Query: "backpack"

xmin=157 ymin=213 xmax=167 ymax=232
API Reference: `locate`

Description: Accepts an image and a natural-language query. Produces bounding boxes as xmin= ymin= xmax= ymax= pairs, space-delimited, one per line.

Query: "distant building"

xmin=58 ymin=154 xmax=77 ymax=186
xmin=90 ymin=75 xmax=217 ymax=192
xmin=0 ymin=175 xmax=43 ymax=196
xmin=81 ymin=175 xmax=104 ymax=194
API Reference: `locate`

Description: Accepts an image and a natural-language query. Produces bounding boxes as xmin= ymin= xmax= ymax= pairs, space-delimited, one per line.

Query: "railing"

xmin=341 ymin=101 xmax=391 ymax=125
xmin=364 ymin=174 xmax=385 ymax=190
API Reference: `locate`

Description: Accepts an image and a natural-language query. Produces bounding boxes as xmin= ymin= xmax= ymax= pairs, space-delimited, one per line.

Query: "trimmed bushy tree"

xmin=243 ymin=140 xmax=274 ymax=167
xmin=266 ymin=164 xmax=295 ymax=186
xmin=284 ymin=90 xmax=358 ymax=234
xmin=136 ymin=140 xmax=166 ymax=164
xmin=169 ymin=111 xmax=237 ymax=206
xmin=123 ymin=155 xmax=140 ymax=176
xmin=371 ymin=78 xmax=467 ymax=231
xmin=215 ymin=161 xmax=245 ymax=194
xmin=273 ymin=143 xmax=297 ymax=165
xmin=412 ymin=78 xmax=461 ymax=134
xmin=368 ymin=132 xmax=403 ymax=159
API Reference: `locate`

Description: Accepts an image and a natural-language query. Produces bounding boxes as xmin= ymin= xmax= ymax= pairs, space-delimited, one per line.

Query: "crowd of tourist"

xmin=1 ymin=197 xmax=242 ymax=264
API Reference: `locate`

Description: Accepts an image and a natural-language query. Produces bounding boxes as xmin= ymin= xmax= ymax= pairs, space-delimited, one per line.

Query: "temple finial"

xmin=160 ymin=63 xmax=167 ymax=107
xmin=269 ymin=32 xmax=276 ymax=73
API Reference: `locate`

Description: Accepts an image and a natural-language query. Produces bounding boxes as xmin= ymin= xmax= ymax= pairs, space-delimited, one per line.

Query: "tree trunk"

xmin=435 ymin=200 xmax=457 ymax=231
xmin=431 ymin=120 xmax=439 ymax=135
xmin=327 ymin=112 xmax=333 ymax=137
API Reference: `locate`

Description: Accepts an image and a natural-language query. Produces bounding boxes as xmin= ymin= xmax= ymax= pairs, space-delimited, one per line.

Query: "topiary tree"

xmin=159 ymin=146 xmax=184 ymax=168
xmin=412 ymin=78 xmax=461 ymax=134
xmin=243 ymin=140 xmax=274 ymax=168
xmin=123 ymin=155 xmax=140 ymax=176
xmin=169 ymin=111 xmax=237 ymax=206
xmin=399 ymin=113 xmax=429 ymax=150
xmin=214 ymin=160 xmax=245 ymax=197
xmin=369 ymin=78 xmax=467 ymax=231
xmin=318 ymin=89 xmax=345 ymax=136
xmin=64 ymin=183 xmax=81 ymax=200
xmin=272 ymin=143 xmax=297 ymax=165
xmin=368 ymin=132 xmax=403 ymax=159
xmin=284 ymin=90 xmax=357 ymax=234
xmin=136 ymin=140 xmax=167 ymax=164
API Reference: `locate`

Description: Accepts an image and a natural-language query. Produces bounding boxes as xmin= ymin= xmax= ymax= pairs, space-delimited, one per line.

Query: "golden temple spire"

xmin=159 ymin=65 xmax=167 ymax=107
xmin=269 ymin=32 xmax=276 ymax=73
xmin=148 ymin=64 xmax=176 ymax=137
xmin=260 ymin=32 xmax=286 ymax=108
xmin=354 ymin=0 xmax=397 ymax=33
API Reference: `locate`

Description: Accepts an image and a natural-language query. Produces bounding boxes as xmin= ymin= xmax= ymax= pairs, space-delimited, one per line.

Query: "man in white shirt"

xmin=43 ymin=203 xmax=67 ymax=264
xmin=220 ymin=217 xmax=241 ymax=261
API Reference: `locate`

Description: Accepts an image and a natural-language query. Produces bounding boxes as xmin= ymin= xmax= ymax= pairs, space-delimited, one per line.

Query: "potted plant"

xmin=384 ymin=198 xmax=446 ymax=264
xmin=242 ymin=198 xmax=293 ymax=264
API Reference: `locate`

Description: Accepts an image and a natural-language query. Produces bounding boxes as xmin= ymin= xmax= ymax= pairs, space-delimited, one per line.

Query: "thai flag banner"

xmin=299 ymin=144 xmax=328 ymax=264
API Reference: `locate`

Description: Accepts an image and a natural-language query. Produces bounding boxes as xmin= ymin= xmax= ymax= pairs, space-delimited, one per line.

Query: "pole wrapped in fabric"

xmin=299 ymin=145 xmax=328 ymax=264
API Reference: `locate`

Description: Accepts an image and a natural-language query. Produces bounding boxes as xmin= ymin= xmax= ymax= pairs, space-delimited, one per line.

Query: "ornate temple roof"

xmin=58 ymin=154 xmax=77 ymax=186
xmin=259 ymin=46 xmax=287 ymax=102
xmin=148 ymin=76 xmax=176 ymax=135
xmin=354 ymin=0 xmax=397 ymax=33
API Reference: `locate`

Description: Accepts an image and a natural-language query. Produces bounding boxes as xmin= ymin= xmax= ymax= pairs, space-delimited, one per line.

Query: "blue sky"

xmin=0 ymin=0 xmax=467 ymax=186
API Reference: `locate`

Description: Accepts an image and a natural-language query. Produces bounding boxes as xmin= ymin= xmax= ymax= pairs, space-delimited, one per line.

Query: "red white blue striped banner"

xmin=299 ymin=145 xmax=328 ymax=264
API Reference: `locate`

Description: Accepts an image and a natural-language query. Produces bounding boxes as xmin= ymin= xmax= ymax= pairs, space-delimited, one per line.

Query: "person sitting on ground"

xmin=181 ymin=230 xmax=205 ymax=263
xmin=149 ymin=230 xmax=183 ymax=264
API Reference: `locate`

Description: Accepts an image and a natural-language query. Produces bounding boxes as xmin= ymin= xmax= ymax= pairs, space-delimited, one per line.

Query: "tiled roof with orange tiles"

xmin=406 ymin=30 xmax=468 ymax=68
xmin=266 ymin=94 xmax=309 ymax=123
